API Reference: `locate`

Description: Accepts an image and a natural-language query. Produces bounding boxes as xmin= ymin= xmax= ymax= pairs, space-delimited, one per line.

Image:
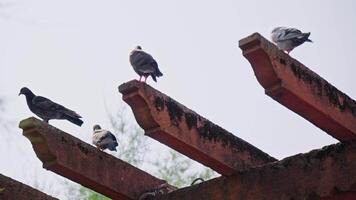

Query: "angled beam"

xmin=0 ymin=173 xmax=58 ymax=200
xmin=119 ymin=80 xmax=276 ymax=175
xmin=19 ymin=117 xmax=171 ymax=200
xmin=239 ymin=33 xmax=356 ymax=141
xmin=155 ymin=141 xmax=356 ymax=200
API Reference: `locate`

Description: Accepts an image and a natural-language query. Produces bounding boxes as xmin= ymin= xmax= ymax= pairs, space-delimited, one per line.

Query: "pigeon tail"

xmin=303 ymin=32 xmax=312 ymax=42
xmin=108 ymin=142 xmax=118 ymax=151
xmin=108 ymin=146 xmax=117 ymax=151
xmin=64 ymin=115 xmax=83 ymax=126
xmin=155 ymin=68 xmax=163 ymax=77
xmin=151 ymin=68 xmax=163 ymax=82
xmin=151 ymin=74 xmax=158 ymax=82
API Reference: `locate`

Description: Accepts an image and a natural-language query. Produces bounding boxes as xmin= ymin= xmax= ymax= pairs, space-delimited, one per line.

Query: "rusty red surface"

xmin=0 ymin=173 xmax=58 ymax=200
xmin=154 ymin=141 xmax=356 ymax=200
xmin=19 ymin=117 xmax=171 ymax=200
xmin=119 ymin=80 xmax=276 ymax=175
xmin=239 ymin=33 xmax=356 ymax=141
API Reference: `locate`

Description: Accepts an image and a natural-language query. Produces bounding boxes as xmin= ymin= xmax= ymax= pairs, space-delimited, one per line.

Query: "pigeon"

xmin=92 ymin=124 xmax=118 ymax=151
xmin=19 ymin=87 xmax=83 ymax=126
xmin=271 ymin=27 xmax=312 ymax=54
xmin=129 ymin=46 xmax=163 ymax=82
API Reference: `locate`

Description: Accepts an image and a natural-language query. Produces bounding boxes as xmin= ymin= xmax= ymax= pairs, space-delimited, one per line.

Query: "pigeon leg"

xmin=139 ymin=76 xmax=142 ymax=82
xmin=144 ymin=76 xmax=148 ymax=83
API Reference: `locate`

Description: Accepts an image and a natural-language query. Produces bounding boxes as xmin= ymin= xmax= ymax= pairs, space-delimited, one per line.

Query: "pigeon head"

xmin=93 ymin=124 xmax=102 ymax=131
xmin=135 ymin=45 xmax=142 ymax=50
xmin=19 ymin=87 xmax=34 ymax=96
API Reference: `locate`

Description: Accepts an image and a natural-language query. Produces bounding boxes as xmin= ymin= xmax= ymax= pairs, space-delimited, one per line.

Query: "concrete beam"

xmin=239 ymin=33 xmax=356 ymax=141
xmin=119 ymin=80 xmax=277 ymax=175
xmin=0 ymin=173 xmax=58 ymax=200
xmin=19 ymin=117 xmax=171 ymax=200
xmin=155 ymin=141 xmax=356 ymax=200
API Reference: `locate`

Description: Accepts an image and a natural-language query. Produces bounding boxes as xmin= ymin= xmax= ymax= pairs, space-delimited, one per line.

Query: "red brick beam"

xmin=154 ymin=141 xmax=356 ymax=200
xmin=19 ymin=117 xmax=172 ymax=200
xmin=239 ymin=33 xmax=356 ymax=141
xmin=0 ymin=173 xmax=58 ymax=200
xmin=119 ymin=80 xmax=277 ymax=175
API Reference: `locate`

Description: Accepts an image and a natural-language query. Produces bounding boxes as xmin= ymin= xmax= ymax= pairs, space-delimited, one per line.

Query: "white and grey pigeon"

xmin=271 ymin=27 xmax=312 ymax=54
xmin=92 ymin=124 xmax=118 ymax=151
xmin=19 ymin=87 xmax=83 ymax=126
xmin=129 ymin=46 xmax=163 ymax=82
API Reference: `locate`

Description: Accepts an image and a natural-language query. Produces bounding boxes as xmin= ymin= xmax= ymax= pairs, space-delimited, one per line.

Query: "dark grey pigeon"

xmin=271 ymin=27 xmax=312 ymax=54
xmin=19 ymin=87 xmax=83 ymax=126
xmin=129 ymin=46 xmax=163 ymax=82
xmin=92 ymin=124 xmax=118 ymax=151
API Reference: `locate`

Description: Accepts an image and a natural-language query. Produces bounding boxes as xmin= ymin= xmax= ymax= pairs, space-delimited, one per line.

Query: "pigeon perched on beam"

xmin=271 ymin=27 xmax=312 ymax=54
xmin=92 ymin=124 xmax=118 ymax=151
xmin=129 ymin=46 xmax=163 ymax=82
xmin=19 ymin=87 xmax=83 ymax=126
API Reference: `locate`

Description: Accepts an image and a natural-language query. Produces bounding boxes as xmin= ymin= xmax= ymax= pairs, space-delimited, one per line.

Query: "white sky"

xmin=1 ymin=0 xmax=356 ymax=198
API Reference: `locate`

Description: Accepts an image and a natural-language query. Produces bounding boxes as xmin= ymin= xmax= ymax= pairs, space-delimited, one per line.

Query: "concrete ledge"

xmin=0 ymin=173 xmax=58 ymax=200
xmin=154 ymin=141 xmax=356 ymax=200
xmin=239 ymin=33 xmax=356 ymax=141
xmin=19 ymin=117 xmax=171 ymax=200
xmin=119 ymin=80 xmax=277 ymax=175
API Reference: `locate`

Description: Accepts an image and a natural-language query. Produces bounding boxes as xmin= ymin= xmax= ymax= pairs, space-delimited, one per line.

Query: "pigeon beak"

xmin=18 ymin=92 xmax=22 ymax=96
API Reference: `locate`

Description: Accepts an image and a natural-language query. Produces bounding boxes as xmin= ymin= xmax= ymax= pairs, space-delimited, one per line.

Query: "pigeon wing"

xmin=130 ymin=51 xmax=157 ymax=74
xmin=276 ymin=28 xmax=304 ymax=41
xmin=32 ymin=96 xmax=82 ymax=118
xmin=93 ymin=130 xmax=109 ymax=143
xmin=92 ymin=131 xmax=103 ymax=144
xmin=32 ymin=96 xmax=64 ymax=111
xmin=151 ymin=60 xmax=162 ymax=76
xmin=107 ymin=131 xmax=118 ymax=143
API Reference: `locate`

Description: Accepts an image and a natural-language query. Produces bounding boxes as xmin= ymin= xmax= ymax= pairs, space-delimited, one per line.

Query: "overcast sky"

xmin=1 ymin=0 xmax=355 ymax=198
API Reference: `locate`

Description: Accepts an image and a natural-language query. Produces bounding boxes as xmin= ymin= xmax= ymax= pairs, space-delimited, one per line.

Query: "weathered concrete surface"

xmin=239 ymin=33 xmax=356 ymax=141
xmin=154 ymin=141 xmax=356 ymax=200
xmin=0 ymin=173 xmax=58 ymax=200
xmin=119 ymin=80 xmax=276 ymax=175
xmin=19 ymin=117 xmax=171 ymax=200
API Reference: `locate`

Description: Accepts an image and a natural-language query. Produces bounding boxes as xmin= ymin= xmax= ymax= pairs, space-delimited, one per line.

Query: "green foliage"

xmin=0 ymin=98 xmax=5 ymax=120
xmin=0 ymin=97 xmax=10 ymax=130
xmin=0 ymin=98 xmax=4 ymax=110
xmin=79 ymin=188 xmax=111 ymax=200
xmin=153 ymin=151 xmax=191 ymax=187
xmin=153 ymin=150 xmax=217 ymax=188
xmin=107 ymin=105 xmax=148 ymax=166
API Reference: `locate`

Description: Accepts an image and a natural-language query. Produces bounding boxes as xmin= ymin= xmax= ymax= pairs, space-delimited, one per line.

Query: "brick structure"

xmin=239 ymin=33 xmax=356 ymax=141
xmin=12 ymin=33 xmax=356 ymax=199
xmin=0 ymin=173 xmax=58 ymax=200
xmin=154 ymin=141 xmax=356 ymax=200
xmin=119 ymin=80 xmax=277 ymax=175
xmin=19 ymin=117 xmax=172 ymax=200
